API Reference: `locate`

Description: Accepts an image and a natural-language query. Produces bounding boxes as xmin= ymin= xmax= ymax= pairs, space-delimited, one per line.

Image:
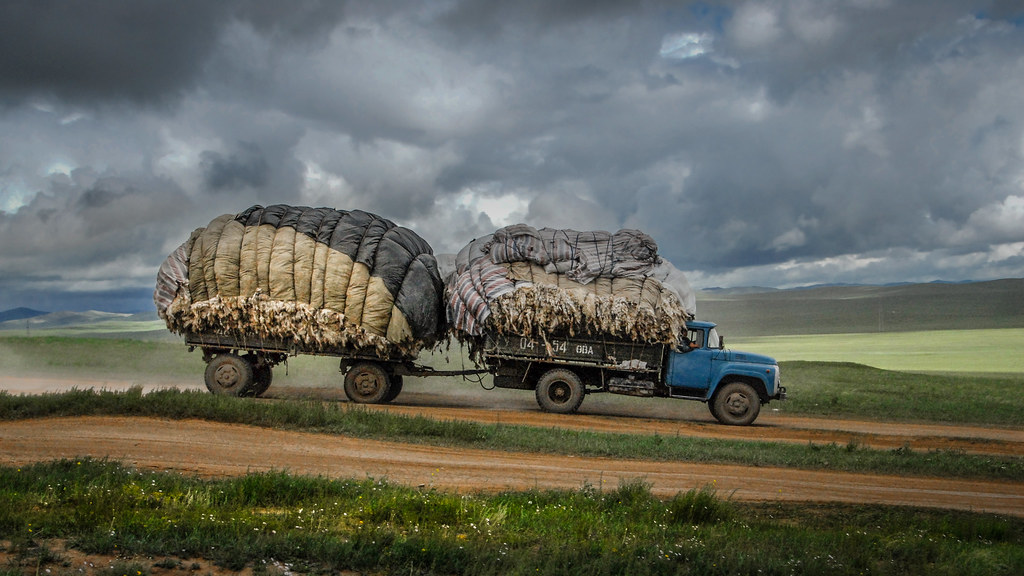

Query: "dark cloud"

xmin=0 ymin=1 xmax=224 ymax=105
xmin=234 ymin=0 xmax=350 ymax=41
xmin=437 ymin=0 xmax=638 ymax=38
xmin=201 ymin=142 xmax=271 ymax=191
xmin=0 ymin=0 xmax=350 ymax=106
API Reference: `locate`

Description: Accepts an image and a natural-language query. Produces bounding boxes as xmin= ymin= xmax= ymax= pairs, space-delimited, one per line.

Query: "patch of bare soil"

xmin=0 ymin=538 xmax=360 ymax=576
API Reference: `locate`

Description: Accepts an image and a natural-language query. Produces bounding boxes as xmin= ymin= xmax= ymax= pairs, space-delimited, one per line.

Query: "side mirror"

xmin=719 ymin=336 xmax=726 ymax=350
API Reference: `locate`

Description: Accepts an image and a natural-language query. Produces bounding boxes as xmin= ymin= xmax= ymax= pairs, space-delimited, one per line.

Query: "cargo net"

xmin=445 ymin=224 xmax=696 ymax=345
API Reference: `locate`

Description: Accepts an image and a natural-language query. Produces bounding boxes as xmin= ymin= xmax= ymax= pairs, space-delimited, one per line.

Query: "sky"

xmin=1 ymin=0 xmax=1024 ymax=313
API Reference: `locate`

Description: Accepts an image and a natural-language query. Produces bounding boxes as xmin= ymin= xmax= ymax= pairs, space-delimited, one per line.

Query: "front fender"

xmin=708 ymin=363 xmax=776 ymax=401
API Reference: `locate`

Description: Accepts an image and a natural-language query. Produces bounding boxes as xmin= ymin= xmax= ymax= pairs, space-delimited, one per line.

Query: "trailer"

xmin=185 ymin=332 xmax=486 ymax=404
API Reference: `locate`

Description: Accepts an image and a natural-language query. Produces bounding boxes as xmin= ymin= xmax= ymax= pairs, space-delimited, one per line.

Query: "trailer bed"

xmin=184 ymin=332 xmax=412 ymax=363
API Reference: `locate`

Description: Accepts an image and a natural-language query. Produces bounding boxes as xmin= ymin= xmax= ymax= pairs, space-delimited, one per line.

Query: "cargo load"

xmin=444 ymin=224 xmax=696 ymax=344
xmin=155 ymin=209 xmax=781 ymax=425
xmin=154 ymin=204 xmax=446 ymax=358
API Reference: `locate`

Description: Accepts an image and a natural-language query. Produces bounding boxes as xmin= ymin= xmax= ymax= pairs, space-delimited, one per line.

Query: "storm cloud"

xmin=1 ymin=0 xmax=1023 ymax=312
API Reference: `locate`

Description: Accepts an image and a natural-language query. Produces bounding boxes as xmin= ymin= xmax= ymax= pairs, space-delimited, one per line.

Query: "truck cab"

xmin=667 ymin=321 xmax=785 ymax=425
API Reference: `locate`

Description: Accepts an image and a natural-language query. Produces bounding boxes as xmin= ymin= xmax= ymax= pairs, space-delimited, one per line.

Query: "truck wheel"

xmin=711 ymin=381 xmax=761 ymax=426
xmin=243 ymin=354 xmax=273 ymax=397
xmin=535 ymin=369 xmax=585 ymax=414
xmin=204 ymin=353 xmax=254 ymax=396
xmin=344 ymin=362 xmax=391 ymax=404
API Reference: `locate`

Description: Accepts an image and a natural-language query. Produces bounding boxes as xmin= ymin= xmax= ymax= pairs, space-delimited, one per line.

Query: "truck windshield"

xmin=707 ymin=328 xmax=721 ymax=349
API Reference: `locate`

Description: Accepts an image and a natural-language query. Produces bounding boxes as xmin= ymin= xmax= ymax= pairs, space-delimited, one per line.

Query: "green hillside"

xmin=697 ymin=278 xmax=1024 ymax=337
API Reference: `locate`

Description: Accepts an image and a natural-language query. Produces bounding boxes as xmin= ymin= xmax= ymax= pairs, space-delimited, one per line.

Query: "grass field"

xmin=4 ymin=459 xmax=1020 ymax=576
xmin=732 ymin=328 xmax=1024 ymax=374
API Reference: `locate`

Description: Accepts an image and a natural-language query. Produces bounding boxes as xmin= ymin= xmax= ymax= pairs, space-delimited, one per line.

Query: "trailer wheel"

xmin=344 ymin=362 xmax=391 ymax=404
xmin=711 ymin=381 xmax=761 ymax=426
xmin=535 ymin=369 xmax=585 ymax=414
xmin=242 ymin=354 xmax=273 ymax=397
xmin=204 ymin=353 xmax=254 ymax=396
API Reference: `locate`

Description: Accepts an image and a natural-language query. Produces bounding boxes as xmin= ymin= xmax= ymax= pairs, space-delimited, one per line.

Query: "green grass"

xmin=780 ymin=361 xmax=1024 ymax=425
xmin=2 ymin=459 xmax=1021 ymax=576
xmin=0 ymin=336 xmax=197 ymax=380
xmin=733 ymin=328 xmax=1024 ymax=373
xmin=2 ymin=388 xmax=1020 ymax=482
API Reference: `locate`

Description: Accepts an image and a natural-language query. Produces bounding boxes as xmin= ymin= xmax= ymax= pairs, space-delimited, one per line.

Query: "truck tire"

xmin=711 ymin=381 xmax=761 ymax=426
xmin=344 ymin=362 xmax=392 ymax=404
xmin=204 ymin=353 xmax=254 ymax=396
xmin=243 ymin=354 xmax=273 ymax=397
xmin=535 ymin=368 xmax=585 ymax=414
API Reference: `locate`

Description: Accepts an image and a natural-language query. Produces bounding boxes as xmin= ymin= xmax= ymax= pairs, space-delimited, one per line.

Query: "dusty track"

xmin=2 ymin=416 xmax=1023 ymax=516
xmin=359 ymin=391 xmax=1024 ymax=457
xmin=2 ymin=376 xmax=1022 ymax=516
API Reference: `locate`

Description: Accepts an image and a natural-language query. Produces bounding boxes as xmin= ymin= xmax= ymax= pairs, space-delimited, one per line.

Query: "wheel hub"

xmin=724 ymin=392 xmax=749 ymax=415
xmin=214 ymin=365 xmax=240 ymax=389
xmin=550 ymin=382 xmax=570 ymax=402
xmin=354 ymin=372 xmax=382 ymax=396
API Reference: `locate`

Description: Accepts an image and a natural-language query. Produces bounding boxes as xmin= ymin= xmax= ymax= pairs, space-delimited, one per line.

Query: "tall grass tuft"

xmin=666 ymin=486 xmax=731 ymax=525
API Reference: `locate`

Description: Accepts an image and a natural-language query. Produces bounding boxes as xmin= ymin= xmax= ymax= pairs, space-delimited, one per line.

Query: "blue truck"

xmin=480 ymin=321 xmax=785 ymax=425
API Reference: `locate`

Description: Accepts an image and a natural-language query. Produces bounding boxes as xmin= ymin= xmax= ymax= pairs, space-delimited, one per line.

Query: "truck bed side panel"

xmin=484 ymin=334 xmax=664 ymax=373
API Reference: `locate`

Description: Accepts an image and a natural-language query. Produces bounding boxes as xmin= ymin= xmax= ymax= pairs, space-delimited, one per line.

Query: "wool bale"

xmin=446 ymin=223 xmax=695 ymax=344
xmin=155 ymin=204 xmax=446 ymax=357
xmin=238 ymin=221 xmax=261 ymax=297
xmin=214 ymin=219 xmax=245 ymax=298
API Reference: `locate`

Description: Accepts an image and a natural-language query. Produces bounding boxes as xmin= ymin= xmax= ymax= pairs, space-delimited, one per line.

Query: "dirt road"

xmin=6 ymin=375 xmax=1021 ymax=455
xmin=2 ymin=376 xmax=1022 ymax=516
xmin=1 ymin=415 xmax=1022 ymax=517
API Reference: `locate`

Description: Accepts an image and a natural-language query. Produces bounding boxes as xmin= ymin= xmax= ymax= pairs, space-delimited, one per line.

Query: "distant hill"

xmin=697 ymin=278 xmax=1024 ymax=337
xmin=700 ymin=286 xmax=779 ymax=296
xmin=0 ymin=307 xmax=48 ymax=323
xmin=0 ymin=310 xmax=133 ymax=330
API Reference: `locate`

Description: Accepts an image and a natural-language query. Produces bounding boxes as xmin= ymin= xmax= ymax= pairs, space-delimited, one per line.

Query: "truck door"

xmin=664 ymin=328 xmax=714 ymax=393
